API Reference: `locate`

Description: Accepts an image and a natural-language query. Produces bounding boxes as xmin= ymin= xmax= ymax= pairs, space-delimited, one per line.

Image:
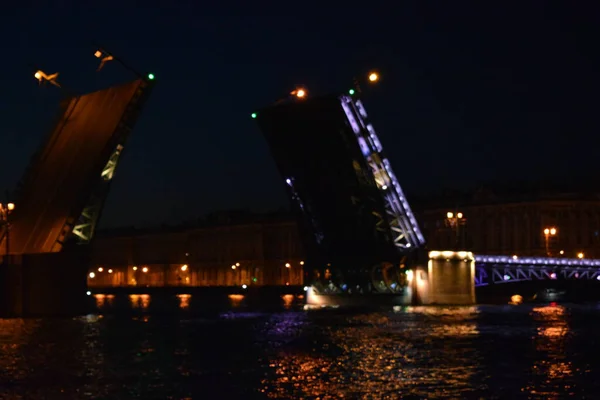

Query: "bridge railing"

xmin=475 ymin=255 xmax=600 ymax=286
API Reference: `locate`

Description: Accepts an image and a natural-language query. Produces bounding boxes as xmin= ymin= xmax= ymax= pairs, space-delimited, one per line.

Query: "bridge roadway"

xmin=0 ymin=79 xmax=144 ymax=256
xmin=474 ymin=254 xmax=600 ymax=287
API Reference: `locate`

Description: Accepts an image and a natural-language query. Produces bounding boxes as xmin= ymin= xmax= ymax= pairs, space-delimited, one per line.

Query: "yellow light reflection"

xmin=228 ymin=294 xmax=245 ymax=307
xmin=281 ymin=294 xmax=294 ymax=309
xmin=523 ymin=305 xmax=573 ymax=396
xmin=177 ymin=294 xmax=191 ymax=309
xmin=94 ymin=294 xmax=115 ymax=308
xmin=129 ymin=294 xmax=150 ymax=309
xmin=261 ymin=309 xmax=480 ymax=398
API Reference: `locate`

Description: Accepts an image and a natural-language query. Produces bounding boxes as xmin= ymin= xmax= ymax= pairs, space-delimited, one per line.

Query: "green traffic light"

xmin=349 ymin=89 xmax=355 ymax=95
xmin=251 ymin=112 xmax=257 ymax=119
xmin=147 ymin=73 xmax=155 ymax=80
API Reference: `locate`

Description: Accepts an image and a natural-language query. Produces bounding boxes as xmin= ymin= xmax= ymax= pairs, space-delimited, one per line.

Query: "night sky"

xmin=0 ymin=4 xmax=598 ymax=228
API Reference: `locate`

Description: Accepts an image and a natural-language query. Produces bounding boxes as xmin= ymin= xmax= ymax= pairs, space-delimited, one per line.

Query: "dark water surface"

xmin=1 ymin=294 xmax=600 ymax=399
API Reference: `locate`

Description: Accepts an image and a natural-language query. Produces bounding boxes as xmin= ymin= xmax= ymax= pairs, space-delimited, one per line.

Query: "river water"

xmin=1 ymin=294 xmax=599 ymax=399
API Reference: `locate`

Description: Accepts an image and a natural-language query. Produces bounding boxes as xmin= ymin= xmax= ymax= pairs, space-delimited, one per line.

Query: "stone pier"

xmin=0 ymin=250 xmax=90 ymax=317
xmin=415 ymin=250 xmax=476 ymax=305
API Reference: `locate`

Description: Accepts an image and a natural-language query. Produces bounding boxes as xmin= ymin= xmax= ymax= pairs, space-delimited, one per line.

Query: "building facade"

xmin=89 ymin=216 xmax=304 ymax=288
xmin=417 ymin=188 xmax=600 ymax=259
xmin=89 ymin=188 xmax=600 ymax=287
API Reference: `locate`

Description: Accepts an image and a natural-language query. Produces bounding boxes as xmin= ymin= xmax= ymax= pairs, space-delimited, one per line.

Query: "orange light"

xmin=98 ymin=267 xmax=103 ymax=272
xmin=34 ymin=71 xmax=42 ymax=80
xmin=94 ymin=50 xmax=102 ymax=58
xmin=142 ymin=267 xmax=148 ymax=273
xmin=296 ymin=89 xmax=306 ymax=98
xmin=7 ymin=203 xmax=15 ymax=211
xmin=285 ymin=263 xmax=291 ymax=268
xmin=368 ymin=72 xmax=379 ymax=82
xmin=181 ymin=264 xmax=188 ymax=271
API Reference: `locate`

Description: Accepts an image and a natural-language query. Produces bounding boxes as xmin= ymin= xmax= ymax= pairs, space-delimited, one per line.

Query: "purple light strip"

xmin=475 ymin=255 xmax=600 ymax=267
xmin=339 ymin=95 xmax=426 ymax=247
xmin=340 ymin=97 xmax=361 ymax=134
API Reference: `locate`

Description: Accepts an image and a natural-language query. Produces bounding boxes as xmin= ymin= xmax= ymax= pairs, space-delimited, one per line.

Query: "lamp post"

xmin=350 ymin=70 xmax=380 ymax=95
xmin=543 ymin=227 xmax=557 ymax=256
xmin=0 ymin=201 xmax=15 ymax=266
xmin=445 ymin=211 xmax=467 ymax=249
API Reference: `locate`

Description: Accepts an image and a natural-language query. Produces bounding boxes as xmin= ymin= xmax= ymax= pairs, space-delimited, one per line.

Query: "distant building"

xmin=415 ymin=183 xmax=600 ymax=259
xmin=89 ymin=211 xmax=303 ymax=288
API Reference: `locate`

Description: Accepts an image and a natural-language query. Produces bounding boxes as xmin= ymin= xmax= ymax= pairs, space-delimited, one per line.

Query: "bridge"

xmin=1 ymin=62 xmax=596 ymax=315
xmin=474 ymin=253 xmax=600 ymax=286
xmin=254 ymin=80 xmax=600 ymax=306
xmin=0 ymin=49 xmax=155 ymax=316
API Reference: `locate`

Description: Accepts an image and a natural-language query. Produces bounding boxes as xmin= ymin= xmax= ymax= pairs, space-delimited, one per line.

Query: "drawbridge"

xmin=0 ymin=50 xmax=155 ymax=317
xmin=0 ymin=51 xmax=154 ymax=258
xmin=255 ymin=88 xmax=424 ymax=295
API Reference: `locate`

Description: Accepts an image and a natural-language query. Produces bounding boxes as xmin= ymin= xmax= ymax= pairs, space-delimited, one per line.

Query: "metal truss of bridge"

xmin=474 ymin=254 xmax=600 ymax=287
xmin=0 ymin=78 xmax=154 ymax=256
xmin=255 ymin=90 xmax=424 ymax=294
xmin=339 ymin=96 xmax=425 ymax=250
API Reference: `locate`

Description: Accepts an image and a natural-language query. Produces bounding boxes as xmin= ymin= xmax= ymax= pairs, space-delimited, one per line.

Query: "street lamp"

xmin=351 ymin=70 xmax=381 ymax=95
xmin=290 ymin=88 xmax=307 ymax=99
xmin=34 ymin=69 xmax=61 ymax=88
xmin=543 ymin=227 xmax=558 ymax=256
xmin=445 ymin=211 xmax=467 ymax=249
xmin=0 ymin=201 xmax=15 ymax=266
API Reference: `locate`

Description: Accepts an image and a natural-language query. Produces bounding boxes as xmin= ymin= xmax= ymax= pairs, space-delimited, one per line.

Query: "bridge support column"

xmin=0 ymin=250 xmax=90 ymax=317
xmin=415 ymin=250 xmax=476 ymax=305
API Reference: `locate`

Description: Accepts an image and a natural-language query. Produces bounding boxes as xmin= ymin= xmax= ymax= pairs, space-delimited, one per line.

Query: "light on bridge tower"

xmin=0 ymin=201 xmax=15 ymax=266
xmin=543 ymin=227 xmax=558 ymax=257
xmin=291 ymin=88 xmax=307 ymax=99
xmin=445 ymin=211 xmax=467 ymax=249
xmin=33 ymin=69 xmax=61 ymax=88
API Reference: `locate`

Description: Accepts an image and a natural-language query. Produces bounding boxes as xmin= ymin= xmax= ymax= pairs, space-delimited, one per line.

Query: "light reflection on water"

xmin=0 ymin=299 xmax=599 ymax=398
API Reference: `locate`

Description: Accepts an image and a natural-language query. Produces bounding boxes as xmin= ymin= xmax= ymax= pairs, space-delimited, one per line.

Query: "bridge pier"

xmin=413 ymin=250 xmax=476 ymax=305
xmin=0 ymin=250 xmax=90 ymax=317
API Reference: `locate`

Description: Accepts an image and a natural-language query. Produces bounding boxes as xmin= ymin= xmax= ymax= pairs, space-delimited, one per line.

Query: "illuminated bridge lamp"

xmin=368 ymin=72 xmax=379 ymax=82
xmin=291 ymin=88 xmax=307 ymax=99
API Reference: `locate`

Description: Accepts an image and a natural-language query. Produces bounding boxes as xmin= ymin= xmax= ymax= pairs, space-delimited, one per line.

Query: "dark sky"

xmin=0 ymin=4 xmax=598 ymax=228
